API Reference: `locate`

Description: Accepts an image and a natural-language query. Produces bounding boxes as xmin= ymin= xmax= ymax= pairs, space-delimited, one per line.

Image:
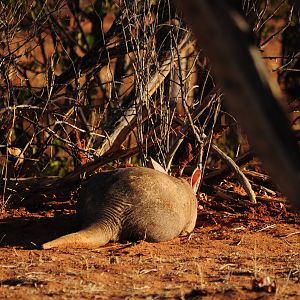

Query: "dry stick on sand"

xmin=207 ymin=185 xmax=286 ymax=204
xmin=193 ymin=121 xmax=257 ymax=203
xmin=204 ymin=151 xmax=255 ymax=183
xmin=209 ymin=144 xmax=256 ymax=203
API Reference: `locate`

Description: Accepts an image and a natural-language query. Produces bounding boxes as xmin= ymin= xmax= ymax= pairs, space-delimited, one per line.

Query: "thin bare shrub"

xmin=0 ymin=0 xmax=298 ymax=208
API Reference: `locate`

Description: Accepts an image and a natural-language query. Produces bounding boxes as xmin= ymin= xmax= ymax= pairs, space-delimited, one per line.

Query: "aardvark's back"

xmin=42 ymin=167 xmax=198 ymax=249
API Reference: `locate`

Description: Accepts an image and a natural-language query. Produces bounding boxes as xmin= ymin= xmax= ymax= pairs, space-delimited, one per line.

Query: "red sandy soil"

xmin=0 ymin=198 xmax=299 ymax=300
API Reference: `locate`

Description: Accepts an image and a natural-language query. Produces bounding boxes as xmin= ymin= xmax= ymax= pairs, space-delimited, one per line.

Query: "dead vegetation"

xmin=0 ymin=0 xmax=299 ymax=298
xmin=0 ymin=0 xmax=299 ymax=209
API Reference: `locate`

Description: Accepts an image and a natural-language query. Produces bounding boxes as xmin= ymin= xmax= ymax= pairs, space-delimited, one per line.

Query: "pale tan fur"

xmin=42 ymin=167 xmax=198 ymax=249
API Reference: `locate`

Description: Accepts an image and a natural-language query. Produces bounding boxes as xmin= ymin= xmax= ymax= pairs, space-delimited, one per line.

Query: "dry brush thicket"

xmin=0 ymin=0 xmax=299 ymax=207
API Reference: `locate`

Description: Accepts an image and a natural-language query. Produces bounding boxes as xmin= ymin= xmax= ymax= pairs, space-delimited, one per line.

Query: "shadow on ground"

xmin=0 ymin=213 xmax=77 ymax=249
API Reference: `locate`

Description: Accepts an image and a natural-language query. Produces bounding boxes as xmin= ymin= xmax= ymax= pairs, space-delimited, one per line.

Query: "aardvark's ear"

xmin=148 ymin=158 xmax=168 ymax=174
xmin=190 ymin=167 xmax=201 ymax=194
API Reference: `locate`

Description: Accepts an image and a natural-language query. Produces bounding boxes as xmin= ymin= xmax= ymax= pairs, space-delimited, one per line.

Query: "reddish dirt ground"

xmin=0 ymin=199 xmax=299 ymax=299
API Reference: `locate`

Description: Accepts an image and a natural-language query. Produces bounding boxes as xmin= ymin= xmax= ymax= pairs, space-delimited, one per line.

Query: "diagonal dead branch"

xmin=94 ymin=33 xmax=192 ymax=157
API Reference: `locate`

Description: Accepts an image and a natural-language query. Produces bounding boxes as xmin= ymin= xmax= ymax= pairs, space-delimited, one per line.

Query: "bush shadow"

xmin=0 ymin=213 xmax=77 ymax=249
